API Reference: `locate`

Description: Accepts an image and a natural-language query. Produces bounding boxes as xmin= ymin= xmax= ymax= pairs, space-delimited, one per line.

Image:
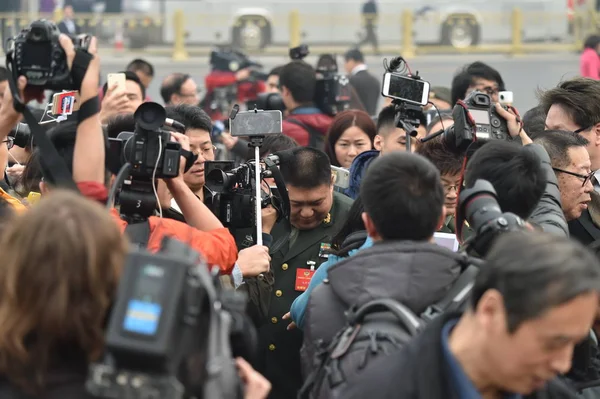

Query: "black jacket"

xmin=569 ymin=191 xmax=600 ymax=245
xmin=301 ymin=240 xmax=463 ymax=376
xmin=0 ymin=351 xmax=92 ymax=399
xmin=349 ymin=70 xmax=380 ymax=116
xmin=340 ymin=311 xmax=577 ymax=399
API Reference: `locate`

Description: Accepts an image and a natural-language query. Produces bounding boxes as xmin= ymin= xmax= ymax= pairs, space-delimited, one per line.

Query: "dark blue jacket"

xmin=345 ymin=150 xmax=379 ymax=199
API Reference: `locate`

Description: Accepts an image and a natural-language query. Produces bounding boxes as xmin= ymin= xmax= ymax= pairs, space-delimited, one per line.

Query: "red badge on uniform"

xmin=295 ymin=268 xmax=315 ymax=292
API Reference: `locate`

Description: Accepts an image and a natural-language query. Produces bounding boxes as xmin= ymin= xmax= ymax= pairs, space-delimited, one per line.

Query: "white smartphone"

xmin=107 ymin=73 xmax=126 ymax=90
xmin=331 ymin=166 xmax=350 ymax=189
xmin=498 ymin=91 xmax=513 ymax=106
xmin=382 ymin=72 xmax=430 ymax=106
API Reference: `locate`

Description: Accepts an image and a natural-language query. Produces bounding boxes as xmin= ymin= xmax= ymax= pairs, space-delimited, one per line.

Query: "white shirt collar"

xmin=351 ymin=64 xmax=368 ymax=75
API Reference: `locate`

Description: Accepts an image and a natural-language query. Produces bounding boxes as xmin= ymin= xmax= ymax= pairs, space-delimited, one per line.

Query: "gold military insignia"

xmin=323 ymin=213 xmax=331 ymax=225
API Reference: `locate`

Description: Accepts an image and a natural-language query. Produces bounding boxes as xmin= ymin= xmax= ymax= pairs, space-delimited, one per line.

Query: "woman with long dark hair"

xmin=324 ymin=110 xmax=376 ymax=169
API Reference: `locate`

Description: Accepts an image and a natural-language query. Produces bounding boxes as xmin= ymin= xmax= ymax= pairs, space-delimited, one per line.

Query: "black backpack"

xmin=298 ymin=256 xmax=481 ymax=399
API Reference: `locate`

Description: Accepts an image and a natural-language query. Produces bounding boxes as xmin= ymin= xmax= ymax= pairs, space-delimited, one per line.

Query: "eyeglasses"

xmin=443 ymin=183 xmax=460 ymax=194
xmin=191 ymin=145 xmax=217 ymax=156
xmin=474 ymin=85 xmax=500 ymax=97
xmin=2 ymin=137 xmax=14 ymax=150
xmin=552 ymin=167 xmax=595 ymax=187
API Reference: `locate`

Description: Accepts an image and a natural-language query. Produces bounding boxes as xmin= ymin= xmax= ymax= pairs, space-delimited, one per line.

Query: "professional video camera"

xmin=5 ymin=19 xmax=91 ymax=91
xmin=421 ymin=90 xmax=513 ymax=152
xmin=8 ymin=122 xmax=32 ymax=148
xmin=210 ymin=48 xmax=268 ymax=81
xmin=251 ymin=44 xmax=351 ymax=116
xmin=456 ymin=179 xmax=525 ymax=257
xmin=204 ymin=107 xmax=290 ymax=237
xmin=107 ymin=102 xmax=196 ymax=222
xmin=86 ymin=236 xmax=256 ymax=399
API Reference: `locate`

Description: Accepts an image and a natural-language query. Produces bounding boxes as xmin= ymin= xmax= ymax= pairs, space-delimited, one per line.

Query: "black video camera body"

xmin=86 ymin=237 xmax=254 ymax=399
xmin=6 ymin=19 xmax=90 ymax=91
xmin=108 ymin=103 xmax=182 ymax=181
xmin=205 ymin=157 xmax=282 ymax=229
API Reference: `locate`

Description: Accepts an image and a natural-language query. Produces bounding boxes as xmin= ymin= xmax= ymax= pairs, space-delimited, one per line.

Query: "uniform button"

xmin=275 ymin=290 xmax=283 ymax=297
xmin=282 ymin=263 xmax=289 ymax=271
xmin=271 ymin=317 xmax=278 ymax=324
xmin=269 ymin=344 xmax=276 ymax=351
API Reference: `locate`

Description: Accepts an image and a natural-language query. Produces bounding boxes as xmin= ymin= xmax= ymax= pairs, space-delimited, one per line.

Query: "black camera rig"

xmin=106 ymin=102 xmax=197 ymax=223
xmin=86 ymin=237 xmax=256 ymax=399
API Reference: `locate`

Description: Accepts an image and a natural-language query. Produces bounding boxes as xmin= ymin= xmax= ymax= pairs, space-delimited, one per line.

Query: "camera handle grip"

xmin=254 ymin=145 xmax=263 ymax=247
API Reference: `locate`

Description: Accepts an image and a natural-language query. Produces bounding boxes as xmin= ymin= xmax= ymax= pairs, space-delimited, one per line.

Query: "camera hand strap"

xmin=264 ymin=156 xmax=291 ymax=253
xmin=6 ymin=76 xmax=78 ymax=192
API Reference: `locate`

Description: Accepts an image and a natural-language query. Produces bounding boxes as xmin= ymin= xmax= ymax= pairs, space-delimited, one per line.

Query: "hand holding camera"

xmin=493 ymin=103 xmax=533 ymax=145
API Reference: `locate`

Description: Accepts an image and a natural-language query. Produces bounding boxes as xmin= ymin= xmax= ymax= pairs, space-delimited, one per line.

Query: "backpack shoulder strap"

xmin=286 ymin=117 xmax=324 ymax=148
xmin=124 ymin=220 xmax=152 ymax=249
xmin=420 ymin=263 xmax=479 ymax=322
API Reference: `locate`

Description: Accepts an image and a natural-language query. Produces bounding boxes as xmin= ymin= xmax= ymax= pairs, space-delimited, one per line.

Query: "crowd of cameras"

xmin=0 ymin=16 xmax=566 ymax=399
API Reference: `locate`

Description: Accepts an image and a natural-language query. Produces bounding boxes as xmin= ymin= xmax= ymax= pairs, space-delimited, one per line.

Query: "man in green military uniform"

xmin=242 ymin=147 xmax=353 ymax=399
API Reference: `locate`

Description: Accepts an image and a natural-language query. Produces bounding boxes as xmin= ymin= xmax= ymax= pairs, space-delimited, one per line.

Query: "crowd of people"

xmin=3 ymin=17 xmax=600 ymax=399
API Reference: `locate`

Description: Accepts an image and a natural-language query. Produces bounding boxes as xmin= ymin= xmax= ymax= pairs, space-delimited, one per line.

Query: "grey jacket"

xmin=300 ymin=240 xmax=464 ymax=377
xmin=527 ymin=144 xmax=569 ymax=237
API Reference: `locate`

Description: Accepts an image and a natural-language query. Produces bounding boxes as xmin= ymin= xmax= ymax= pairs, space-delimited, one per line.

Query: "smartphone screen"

xmin=107 ymin=73 xmax=126 ymax=90
xmin=51 ymin=91 xmax=80 ymax=116
xmin=382 ymin=73 xmax=430 ymax=106
xmin=229 ymin=110 xmax=283 ymax=137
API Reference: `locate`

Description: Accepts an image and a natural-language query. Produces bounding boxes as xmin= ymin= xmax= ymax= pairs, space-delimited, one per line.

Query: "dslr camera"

xmin=86 ymin=237 xmax=256 ymax=399
xmin=457 ymin=179 xmax=525 ymax=256
xmin=439 ymin=91 xmax=512 ymax=152
xmin=5 ymin=19 xmax=91 ymax=91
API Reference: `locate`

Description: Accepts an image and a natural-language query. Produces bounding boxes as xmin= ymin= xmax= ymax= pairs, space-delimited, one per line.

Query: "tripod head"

xmin=391 ymin=100 xmax=422 ymax=152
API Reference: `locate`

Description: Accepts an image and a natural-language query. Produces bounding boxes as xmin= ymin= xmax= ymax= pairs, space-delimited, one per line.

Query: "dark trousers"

xmin=359 ymin=21 xmax=379 ymax=52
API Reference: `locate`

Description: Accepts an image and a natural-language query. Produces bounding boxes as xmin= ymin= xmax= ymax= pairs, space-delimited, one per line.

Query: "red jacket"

xmin=282 ymin=109 xmax=334 ymax=147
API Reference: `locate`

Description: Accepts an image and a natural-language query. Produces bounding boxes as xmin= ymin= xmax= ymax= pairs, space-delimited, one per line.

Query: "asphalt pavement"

xmin=98 ymin=51 xmax=582 ymax=114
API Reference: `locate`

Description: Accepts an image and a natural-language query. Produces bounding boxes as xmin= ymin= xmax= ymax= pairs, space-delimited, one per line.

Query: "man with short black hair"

xmin=343 ymin=48 xmax=380 ymax=115
xmin=344 ymin=104 xmax=424 ymax=199
xmin=160 ymin=73 xmax=200 ymax=106
xmin=343 ymin=231 xmax=600 ymax=399
xmin=417 ymin=138 xmax=463 ymax=232
xmin=266 ymin=66 xmax=283 ymax=93
xmin=535 ymin=131 xmax=598 ymax=244
xmin=164 ymin=104 xmax=215 ymax=203
xmin=243 ymin=147 xmax=353 ymax=399
xmin=465 ymin=141 xmax=547 ymax=220
xmin=280 ymin=61 xmax=333 ymax=148
xmin=540 ymin=77 xmax=600 ymax=172
xmin=302 ymin=151 xmax=463 ymax=388
xmin=100 ymin=71 xmax=145 ymax=124
xmin=126 ymin=58 xmax=154 ymax=90
xmin=451 ymin=61 xmax=506 ymax=105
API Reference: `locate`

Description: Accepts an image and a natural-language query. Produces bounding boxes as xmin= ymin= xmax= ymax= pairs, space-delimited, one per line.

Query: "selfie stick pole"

xmin=254 ymin=143 xmax=263 ymax=246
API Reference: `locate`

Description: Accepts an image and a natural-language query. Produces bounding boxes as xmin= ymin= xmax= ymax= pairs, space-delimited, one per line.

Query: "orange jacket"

xmin=77 ymin=182 xmax=237 ymax=274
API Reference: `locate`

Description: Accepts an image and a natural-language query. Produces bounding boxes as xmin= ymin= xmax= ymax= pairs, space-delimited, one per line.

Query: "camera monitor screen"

xmin=469 ymin=109 xmax=490 ymax=125
xmin=23 ymin=42 xmax=52 ymax=69
xmin=123 ymin=264 xmax=167 ymax=336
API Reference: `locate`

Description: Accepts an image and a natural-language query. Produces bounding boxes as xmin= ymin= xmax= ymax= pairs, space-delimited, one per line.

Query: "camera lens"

xmin=134 ymin=102 xmax=166 ymax=131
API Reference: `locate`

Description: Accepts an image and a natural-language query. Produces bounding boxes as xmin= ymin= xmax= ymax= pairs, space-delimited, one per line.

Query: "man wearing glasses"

xmin=450 ymin=61 xmax=506 ymax=106
xmin=534 ymin=131 xmax=597 ymax=244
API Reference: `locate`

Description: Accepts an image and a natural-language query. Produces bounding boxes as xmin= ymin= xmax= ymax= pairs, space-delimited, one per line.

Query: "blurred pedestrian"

xmin=580 ymin=35 xmax=600 ymax=80
xmin=358 ymin=0 xmax=379 ymax=55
